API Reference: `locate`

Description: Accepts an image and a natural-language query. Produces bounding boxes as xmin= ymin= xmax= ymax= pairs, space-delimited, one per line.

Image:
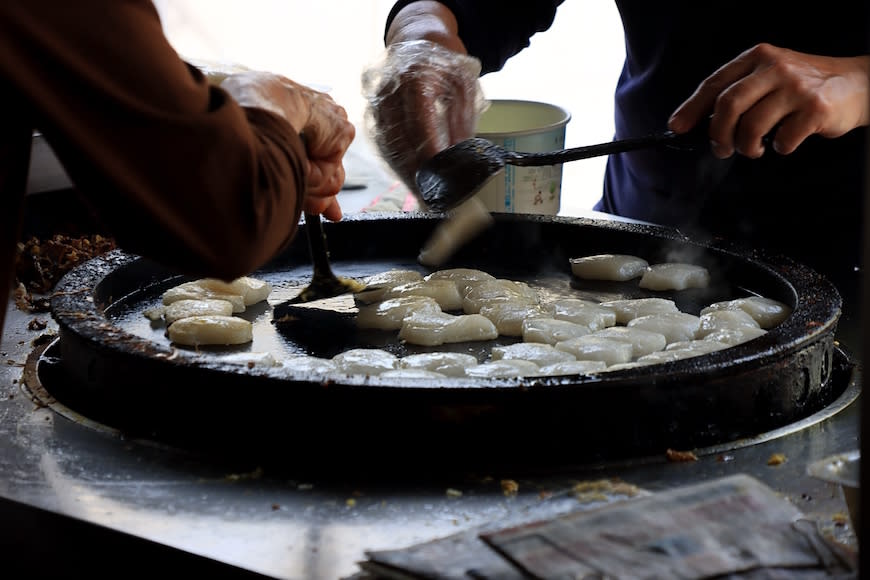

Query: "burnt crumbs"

xmin=14 ymin=234 xmax=116 ymax=312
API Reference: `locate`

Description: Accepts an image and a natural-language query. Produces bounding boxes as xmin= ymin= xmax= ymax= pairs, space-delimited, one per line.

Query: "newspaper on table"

xmin=358 ymin=479 xmax=645 ymax=580
xmin=481 ymin=474 xmax=855 ymax=579
xmin=356 ymin=474 xmax=855 ymax=579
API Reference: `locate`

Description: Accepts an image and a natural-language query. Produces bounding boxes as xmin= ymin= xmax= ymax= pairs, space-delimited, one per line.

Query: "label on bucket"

xmin=473 ymin=100 xmax=569 ymax=215
xmin=473 ymin=137 xmax=564 ymax=215
xmin=508 ymin=164 xmax=561 ymax=214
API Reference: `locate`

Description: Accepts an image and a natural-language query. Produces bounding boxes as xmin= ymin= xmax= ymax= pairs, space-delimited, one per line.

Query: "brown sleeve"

xmin=0 ymin=0 xmax=307 ymax=280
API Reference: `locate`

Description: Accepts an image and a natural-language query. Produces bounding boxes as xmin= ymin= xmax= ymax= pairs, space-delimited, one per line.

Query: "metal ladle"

xmin=287 ymin=131 xmax=371 ymax=304
xmin=287 ymin=212 xmax=368 ymax=304
xmin=416 ymin=125 xmax=712 ymax=213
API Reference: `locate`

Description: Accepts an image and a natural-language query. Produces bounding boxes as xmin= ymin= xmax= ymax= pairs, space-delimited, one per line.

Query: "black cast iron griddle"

xmin=47 ymin=212 xmax=844 ymax=471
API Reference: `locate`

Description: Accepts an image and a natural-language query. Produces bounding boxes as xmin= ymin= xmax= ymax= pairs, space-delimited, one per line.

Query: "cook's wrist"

xmin=386 ymin=1 xmax=467 ymax=55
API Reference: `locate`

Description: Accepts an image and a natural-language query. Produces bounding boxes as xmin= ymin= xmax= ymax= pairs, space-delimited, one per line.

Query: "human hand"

xmin=220 ymin=71 xmax=355 ymax=221
xmin=668 ymin=43 xmax=870 ymax=159
xmin=362 ymin=4 xmax=487 ymax=200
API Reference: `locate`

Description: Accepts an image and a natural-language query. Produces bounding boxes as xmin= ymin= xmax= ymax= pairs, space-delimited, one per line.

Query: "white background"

xmin=151 ymin=0 xmax=626 ymax=215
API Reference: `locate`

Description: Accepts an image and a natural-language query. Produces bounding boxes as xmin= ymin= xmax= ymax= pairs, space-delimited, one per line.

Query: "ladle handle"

xmin=503 ymin=117 xmax=778 ymax=167
xmin=299 ymin=128 xmax=337 ymax=279
xmin=504 ymin=129 xmax=698 ymax=167
xmin=303 ymin=211 xmax=336 ymax=277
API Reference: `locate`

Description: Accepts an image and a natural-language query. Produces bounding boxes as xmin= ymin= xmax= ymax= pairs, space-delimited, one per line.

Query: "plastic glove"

xmin=185 ymin=57 xmax=252 ymax=85
xmin=362 ymin=40 xmax=488 ymax=202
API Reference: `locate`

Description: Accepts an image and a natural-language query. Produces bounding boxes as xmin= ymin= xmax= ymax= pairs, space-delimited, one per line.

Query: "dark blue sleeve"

xmin=386 ymin=0 xmax=565 ymax=74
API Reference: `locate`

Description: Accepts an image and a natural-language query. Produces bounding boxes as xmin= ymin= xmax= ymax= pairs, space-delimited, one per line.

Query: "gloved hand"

xmin=221 ymin=71 xmax=355 ymax=221
xmin=362 ymin=39 xmax=488 ymax=203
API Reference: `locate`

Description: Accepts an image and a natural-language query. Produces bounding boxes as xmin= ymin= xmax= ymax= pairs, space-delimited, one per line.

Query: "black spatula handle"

xmin=504 ymin=117 xmax=778 ymax=167
xmin=504 ymin=129 xmax=693 ymax=166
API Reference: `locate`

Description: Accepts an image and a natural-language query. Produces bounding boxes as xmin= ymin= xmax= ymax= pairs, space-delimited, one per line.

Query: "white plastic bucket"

xmin=473 ymin=100 xmax=571 ymax=215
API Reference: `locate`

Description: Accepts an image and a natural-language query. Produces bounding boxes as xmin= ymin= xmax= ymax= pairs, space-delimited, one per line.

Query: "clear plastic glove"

xmin=185 ymin=57 xmax=252 ymax=85
xmin=362 ymin=40 xmax=488 ymax=202
xmin=221 ymin=71 xmax=355 ymax=221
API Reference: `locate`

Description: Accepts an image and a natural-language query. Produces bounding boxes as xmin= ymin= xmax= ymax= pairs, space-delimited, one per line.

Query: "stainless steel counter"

xmin=0 ymin=289 xmax=860 ymax=579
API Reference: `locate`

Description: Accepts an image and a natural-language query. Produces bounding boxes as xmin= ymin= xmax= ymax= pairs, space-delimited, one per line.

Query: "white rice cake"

xmin=365 ymin=269 xmax=424 ymax=287
xmin=382 ymin=279 xmax=463 ymax=311
xmin=143 ymin=306 xmax=165 ymax=321
xmin=703 ymin=327 xmax=768 ymax=346
xmin=462 ymin=279 xmax=539 ymax=314
xmin=399 ymin=312 xmax=498 ymax=346
xmin=602 ymin=361 xmax=651 ymax=372
xmin=491 ymin=343 xmax=576 ymax=366
xmin=379 ymin=369 xmax=447 ymax=379
xmin=569 ymin=254 xmax=649 ymax=281
xmin=626 ymin=312 xmax=701 ymax=344
xmin=356 ymin=296 xmax=442 ymax=331
xmin=332 ymin=348 xmax=399 ymax=375
xmin=534 ymin=360 xmax=608 ymax=377
xmin=636 ymin=349 xmax=707 ymax=364
xmin=638 ymin=263 xmax=710 ymax=291
xmin=554 ymin=336 xmax=634 ymax=366
xmin=665 ymin=339 xmax=731 ymax=354
xmin=701 ymin=296 xmax=792 ymax=329
xmin=639 ymin=338 xmax=731 ymax=363
xmin=522 ymin=317 xmax=592 ymax=345
xmin=162 ymin=280 xmax=246 ymax=313
xmin=465 ymin=359 xmax=540 ymax=378
xmin=697 ymin=310 xmax=761 ymax=338
xmin=499 ymin=280 xmax=540 ymax=301
xmin=210 ymin=351 xmax=279 ymax=368
xmin=354 ymin=269 xmax=424 ymax=304
xmin=550 ymin=299 xmax=616 ymax=331
xmin=167 ymin=315 xmax=253 ymax=346
xmin=550 ymin=297 xmax=599 ymax=309
xmin=418 ymin=196 xmax=494 ymax=267
xmin=399 ymin=352 xmax=479 ymax=377
xmin=590 ymin=327 xmax=668 ymax=357
xmin=163 ymin=298 xmax=235 ymax=324
xmin=197 ymin=276 xmax=272 ymax=306
xmin=274 ymin=355 xmax=338 ymax=377
xmin=478 ymin=302 xmax=550 ymax=337
xmin=425 ymin=268 xmax=496 ymax=295
xmin=599 ymin=297 xmax=680 ymax=325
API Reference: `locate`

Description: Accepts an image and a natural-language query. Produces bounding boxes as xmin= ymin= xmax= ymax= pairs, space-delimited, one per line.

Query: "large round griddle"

xmin=48 ymin=212 xmax=844 ymax=471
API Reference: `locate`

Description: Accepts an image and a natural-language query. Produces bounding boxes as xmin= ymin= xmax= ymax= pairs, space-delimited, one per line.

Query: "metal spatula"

xmin=287 ymin=212 xmax=367 ymax=304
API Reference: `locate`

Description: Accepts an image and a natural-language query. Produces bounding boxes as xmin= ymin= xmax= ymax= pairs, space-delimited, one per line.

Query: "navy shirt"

xmin=386 ymin=1 xmax=869 ymax=284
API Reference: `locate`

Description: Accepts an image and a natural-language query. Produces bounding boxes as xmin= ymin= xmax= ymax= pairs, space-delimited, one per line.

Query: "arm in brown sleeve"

xmin=0 ymin=0 xmax=307 ymax=280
